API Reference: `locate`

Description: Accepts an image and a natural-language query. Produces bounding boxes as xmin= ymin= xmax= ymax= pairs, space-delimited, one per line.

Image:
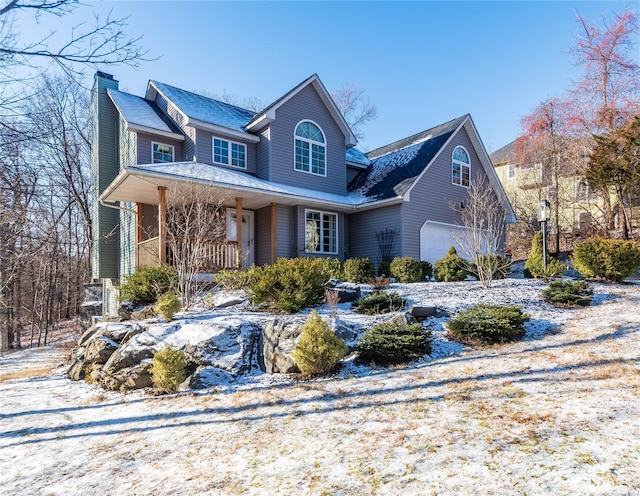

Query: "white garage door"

xmin=419 ymin=221 xmax=472 ymax=265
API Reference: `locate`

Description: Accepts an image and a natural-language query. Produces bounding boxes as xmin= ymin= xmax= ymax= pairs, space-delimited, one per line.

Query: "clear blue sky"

xmin=32 ymin=0 xmax=638 ymax=152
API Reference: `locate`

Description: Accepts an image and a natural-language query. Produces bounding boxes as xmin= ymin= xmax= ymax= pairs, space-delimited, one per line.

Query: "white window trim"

xmin=452 ymin=145 xmax=471 ymax=188
xmin=507 ymin=164 xmax=516 ymax=180
xmin=151 ymin=142 xmax=175 ymax=164
xmin=304 ymin=208 xmax=338 ymax=255
xmin=294 ymin=120 xmax=327 ymax=177
xmin=212 ymin=136 xmax=247 ymax=169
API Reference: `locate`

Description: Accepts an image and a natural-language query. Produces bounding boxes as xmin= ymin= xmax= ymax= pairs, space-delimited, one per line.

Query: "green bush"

xmin=542 ymin=280 xmax=593 ymax=307
xmin=343 ymin=257 xmax=375 ymax=283
xmin=156 ymin=292 xmax=181 ymax=321
xmin=390 ymin=256 xmax=432 ymax=282
xmin=525 ymin=232 xmax=565 ymax=279
xmin=356 ymin=323 xmax=432 ymax=365
xmin=352 ymin=291 xmax=406 ymax=315
xmin=292 ymin=311 xmax=347 ymax=376
xmin=572 ymin=236 xmax=640 ymax=282
xmin=470 ymin=254 xmax=511 ymax=280
xmin=434 ymin=246 xmax=469 ymax=282
xmin=150 ymin=345 xmax=187 ymax=394
xmin=118 ymin=265 xmax=179 ymax=305
xmin=318 ymin=258 xmax=344 ymax=281
xmin=377 ymin=259 xmax=392 ymax=277
xmin=446 ymin=304 xmax=531 ymax=345
xmin=247 ymin=257 xmax=331 ymax=313
xmin=214 ymin=268 xmax=254 ymax=289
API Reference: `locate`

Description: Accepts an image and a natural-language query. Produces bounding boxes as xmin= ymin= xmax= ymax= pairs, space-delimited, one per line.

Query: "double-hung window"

xmin=452 ymin=146 xmax=470 ymax=187
xmin=305 ymin=209 xmax=337 ymax=254
xmin=213 ymin=137 xmax=246 ymax=169
xmin=152 ymin=142 xmax=174 ymax=164
xmin=295 ymin=121 xmax=326 ymax=176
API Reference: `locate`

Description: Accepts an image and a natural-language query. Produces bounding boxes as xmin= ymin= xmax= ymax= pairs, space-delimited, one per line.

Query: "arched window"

xmin=452 ymin=146 xmax=470 ymax=187
xmin=295 ymin=121 xmax=326 ymax=176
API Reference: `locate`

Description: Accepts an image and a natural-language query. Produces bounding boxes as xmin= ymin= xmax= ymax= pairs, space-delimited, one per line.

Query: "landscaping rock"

xmin=84 ymin=336 xmax=119 ymax=364
xmin=78 ymin=324 xmax=100 ymax=346
xmin=67 ymin=359 xmax=88 ymax=381
xmin=409 ymin=305 xmax=438 ymax=322
xmin=259 ymin=319 xmax=301 ymax=374
xmin=208 ymin=290 xmax=247 ymax=308
xmin=121 ymin=360 xmax=153 ymax=390
xmin=131 ymin=305 xmax=156 ymax=321
xmin=118 ymin=301 xmax=135 ymax=320
xmin=179 ymin=366 xmax=236 ymax=390
xmin=387 ymin=312 xmax=417 ymax=327
xmin=102 ymin=334 xmax=156 ymax=373
xmin=325 ymin=283 xmax=361 ymax=304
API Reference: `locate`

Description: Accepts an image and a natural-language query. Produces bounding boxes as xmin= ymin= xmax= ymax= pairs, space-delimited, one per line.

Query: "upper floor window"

xmin=295 ymin=121 xmax=326 ymax=176
xmin=305 ymin=209 xmax=337 ymax=254
xmin=452 ymin=146 xmax=470 ymax=187
xmin=507 ymin=164 xmax=516 ymax=180
xmin=152 ymin=142 xmax=174 ymax=164
xmin=213 ymin=137 xmax=246 ymax=169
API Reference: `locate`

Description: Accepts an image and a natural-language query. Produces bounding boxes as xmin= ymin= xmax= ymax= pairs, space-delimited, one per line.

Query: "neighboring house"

xmin=92 ymin=72 xmax=515 ymax=313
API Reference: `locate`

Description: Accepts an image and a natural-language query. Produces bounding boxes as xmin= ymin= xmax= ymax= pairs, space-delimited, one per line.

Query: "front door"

xmin=227 ymin=209 xmax=254 ymax=268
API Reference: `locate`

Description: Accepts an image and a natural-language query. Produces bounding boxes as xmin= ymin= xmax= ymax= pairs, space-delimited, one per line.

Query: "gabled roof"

xmin=346 ymin=147 xmax=371 ymax=168
xmin=107 ymin=89 xmax=184 ymax=141
xmin=349 ymin=116 xmax=467 ymax=200
xmin=490 ymin=140 xmax=517 ymax=165
xmin=146 ymin=80 xmax=258 ymax=141
xmin=244 ymin=74 xmax=358 ymax=147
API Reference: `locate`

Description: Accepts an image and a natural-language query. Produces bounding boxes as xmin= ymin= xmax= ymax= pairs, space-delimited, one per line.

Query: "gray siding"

xmin=277 ymin=205 xmax=296 ymax=259
xmin=118 ymin=115 xmax=137 ymax=172
xmin=119 ymin=205 xmax=136 ymax=277
xmin=401 ymin=126 xmax=495 ymax=259
xmin=91 ymin=74 xmax=120 ymax=280
xmin=348 ymin=205 xmax=402 ymax=268
xmin=254 ymin=206 xmax=271 ymax=266
xmin=346 ymin=165 xmax=362 ymax=185
xmin=268 ymin=85 xmax=347 ymax=194
xmin=137 ymin=134 xmax=183 ymax=164
xmin=154 ymin=92 xmax=196 ymax=161
xmin=256 ymin=128 xmax=270 ymax=180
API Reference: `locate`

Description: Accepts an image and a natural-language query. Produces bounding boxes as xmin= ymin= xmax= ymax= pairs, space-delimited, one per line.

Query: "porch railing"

xmin=137 ymin=236 xmax=239 ymax=271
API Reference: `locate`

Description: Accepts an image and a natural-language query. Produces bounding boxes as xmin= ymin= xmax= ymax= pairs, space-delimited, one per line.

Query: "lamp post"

xmin=538 ymin=200 xmax=551 ymax=270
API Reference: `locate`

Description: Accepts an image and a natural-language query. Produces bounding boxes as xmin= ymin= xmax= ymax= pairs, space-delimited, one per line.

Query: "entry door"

xmin=227 ymin=209 xmax=254 ymax=268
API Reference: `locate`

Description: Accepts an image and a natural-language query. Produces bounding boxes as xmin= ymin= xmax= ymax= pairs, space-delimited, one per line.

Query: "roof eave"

xmin=125 ymin=123 xmax=185 ymax=141
xmin=186 ymin=117 xmax=260 ymax=143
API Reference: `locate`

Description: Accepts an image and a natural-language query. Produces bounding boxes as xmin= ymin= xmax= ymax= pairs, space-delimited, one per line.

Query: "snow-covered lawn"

xmin=1 ymin=279 xmax=639 ymax=495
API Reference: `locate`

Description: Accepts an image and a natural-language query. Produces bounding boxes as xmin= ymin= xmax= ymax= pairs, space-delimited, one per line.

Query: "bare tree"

xmin=452 ymin=175 xmax=508 ymax=289
xmin=331 ymin=82 xmax=377 ymax=141
xmin=164 ymin=181 xmax=229 ymax=310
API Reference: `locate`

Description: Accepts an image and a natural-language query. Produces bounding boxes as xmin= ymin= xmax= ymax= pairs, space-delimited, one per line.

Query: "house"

xmin=92 ymin=72 xmax=515 ymax=313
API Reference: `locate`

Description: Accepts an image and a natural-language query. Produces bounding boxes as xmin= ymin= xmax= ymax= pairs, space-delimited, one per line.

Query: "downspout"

xmin=99 ymin=199 xmax=138 ymax=215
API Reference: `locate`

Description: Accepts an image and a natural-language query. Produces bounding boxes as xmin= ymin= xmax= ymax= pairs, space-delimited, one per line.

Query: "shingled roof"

xmin=348 ymin=115 xmax=467 ymax=201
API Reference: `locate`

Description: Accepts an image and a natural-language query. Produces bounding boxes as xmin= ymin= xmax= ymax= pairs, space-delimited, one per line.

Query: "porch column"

xmin=136 ymin=203 xmax=143 ymax=268
xmin=271 ymin=202 xmax=278 ymax=263
xmin=235 ymin=197 xmax=243 ymax=268
xmin=158 ymin=187 xmax=167 ymax=265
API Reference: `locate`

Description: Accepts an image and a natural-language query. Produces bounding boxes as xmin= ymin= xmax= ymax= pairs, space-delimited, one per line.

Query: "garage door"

xmin=419 ymin=221 xmax=472 ymax=265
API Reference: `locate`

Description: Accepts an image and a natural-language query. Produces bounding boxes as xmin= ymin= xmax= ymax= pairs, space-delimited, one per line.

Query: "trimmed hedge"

xmin=446 ymin=304 xmax=530 ymax=345
xmin=434 ymin=246 xmax=469 ymax=282
xmin=390 ymin=256 xmax=432 ymax=282
xmin=343 ymin=257 xmax=375 ymax=283
xmin=572 ymin=237 xmax=640 ymax=282
xmin=356 ymin=323 xmax=432 ymax=364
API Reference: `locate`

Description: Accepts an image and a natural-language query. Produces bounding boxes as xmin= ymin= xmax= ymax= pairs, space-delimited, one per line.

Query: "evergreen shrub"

xmin=446 ymin=304 xmax=531 ymax=345
xmin=356 ymin=323 xmax=432 ymax=364
xmin=292 ymin=311 xmax=347 ymax=376
xmin=352 ymin=291 xmax=406 ymax=315
xmin=524 ymin=232 xmax=565 ymax=279
xmin=542 ymin=280 xmax=593 ymax=307
xmin=247 ymin=257 xmax=330 ymax=313
xmin=390 ymin=256 xmax=432 ymax=282
xmin=214 ymin=268 xmax=254 ymax=289
xmin=572 ymin=237 xmax=640 ymax=282
xmin=343 ymin=257 xmax=375 ymax=283
xmin=118 ymin=265 xmax=179 ymax=305
xmin=156 ymin=292 xmax=181 ymax=321
xmin=434 ymin=246 xmax=469 ymax=282
xmin=377 ymin=260 xmax=392 ymax=278
xmin=150 ymin=345 xmax=187 ymax=394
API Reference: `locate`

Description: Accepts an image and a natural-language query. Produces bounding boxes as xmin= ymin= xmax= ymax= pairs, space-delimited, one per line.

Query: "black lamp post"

xmin=538 ymin=200 xmax=551 ymax=270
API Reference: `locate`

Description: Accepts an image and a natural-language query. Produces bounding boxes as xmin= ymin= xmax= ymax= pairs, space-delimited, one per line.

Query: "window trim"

xmin=151 ymin=142 xmax=175 ymax=164
xmin=452 ymin=145 xmax=471 ymax=188
xmin=294 ymin=120 xmax=327 ymax=177
xmin=304 ymin=208 xmax=338 ymax=255
xmin=507 ymin=164 xmax=516 ymax=180
xmin=212 ymin=136 xmax=247 ymax=169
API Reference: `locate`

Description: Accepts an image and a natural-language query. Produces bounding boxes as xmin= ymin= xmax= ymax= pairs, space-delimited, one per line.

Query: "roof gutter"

xmin=99 ymin=198 xmax=138 ymax=214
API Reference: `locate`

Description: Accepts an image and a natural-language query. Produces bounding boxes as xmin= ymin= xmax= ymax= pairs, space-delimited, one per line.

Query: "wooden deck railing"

xmin=137 ymin=237 xmax=239 ymax=271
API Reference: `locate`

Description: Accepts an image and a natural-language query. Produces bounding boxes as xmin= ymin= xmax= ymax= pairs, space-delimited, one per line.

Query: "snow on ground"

xmin=1 ymin=278 xmax=639 ymax=495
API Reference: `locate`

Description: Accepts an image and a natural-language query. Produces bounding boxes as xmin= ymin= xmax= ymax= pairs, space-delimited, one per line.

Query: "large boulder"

xmin=102 ymin=331 xmax=157 ymax=373
xmin=84 ymin=336 xmax=119 ymax=364
xmin=67 ymin=359 xmax=88 ymax=381
xmin=259 ymin=319 xmax=301 ymax=374
xmin=179 ymin=366 xmax=236 ymax=390
xmin=387 ymin=312 xmax=418 ymax=327
xmin=207 ymin=290 xmax=247 ymax=309
xmin=325 ymin=282 xmax=361 ymax=304
xmin=131 ymin=305 xmax=156 ymax=321
xmin=183 ymin=321 xmax=260 ymax=375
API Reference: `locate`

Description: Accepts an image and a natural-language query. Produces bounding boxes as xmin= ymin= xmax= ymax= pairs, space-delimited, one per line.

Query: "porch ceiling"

xmin=99 ymin=162 xmax=372 ymax=212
